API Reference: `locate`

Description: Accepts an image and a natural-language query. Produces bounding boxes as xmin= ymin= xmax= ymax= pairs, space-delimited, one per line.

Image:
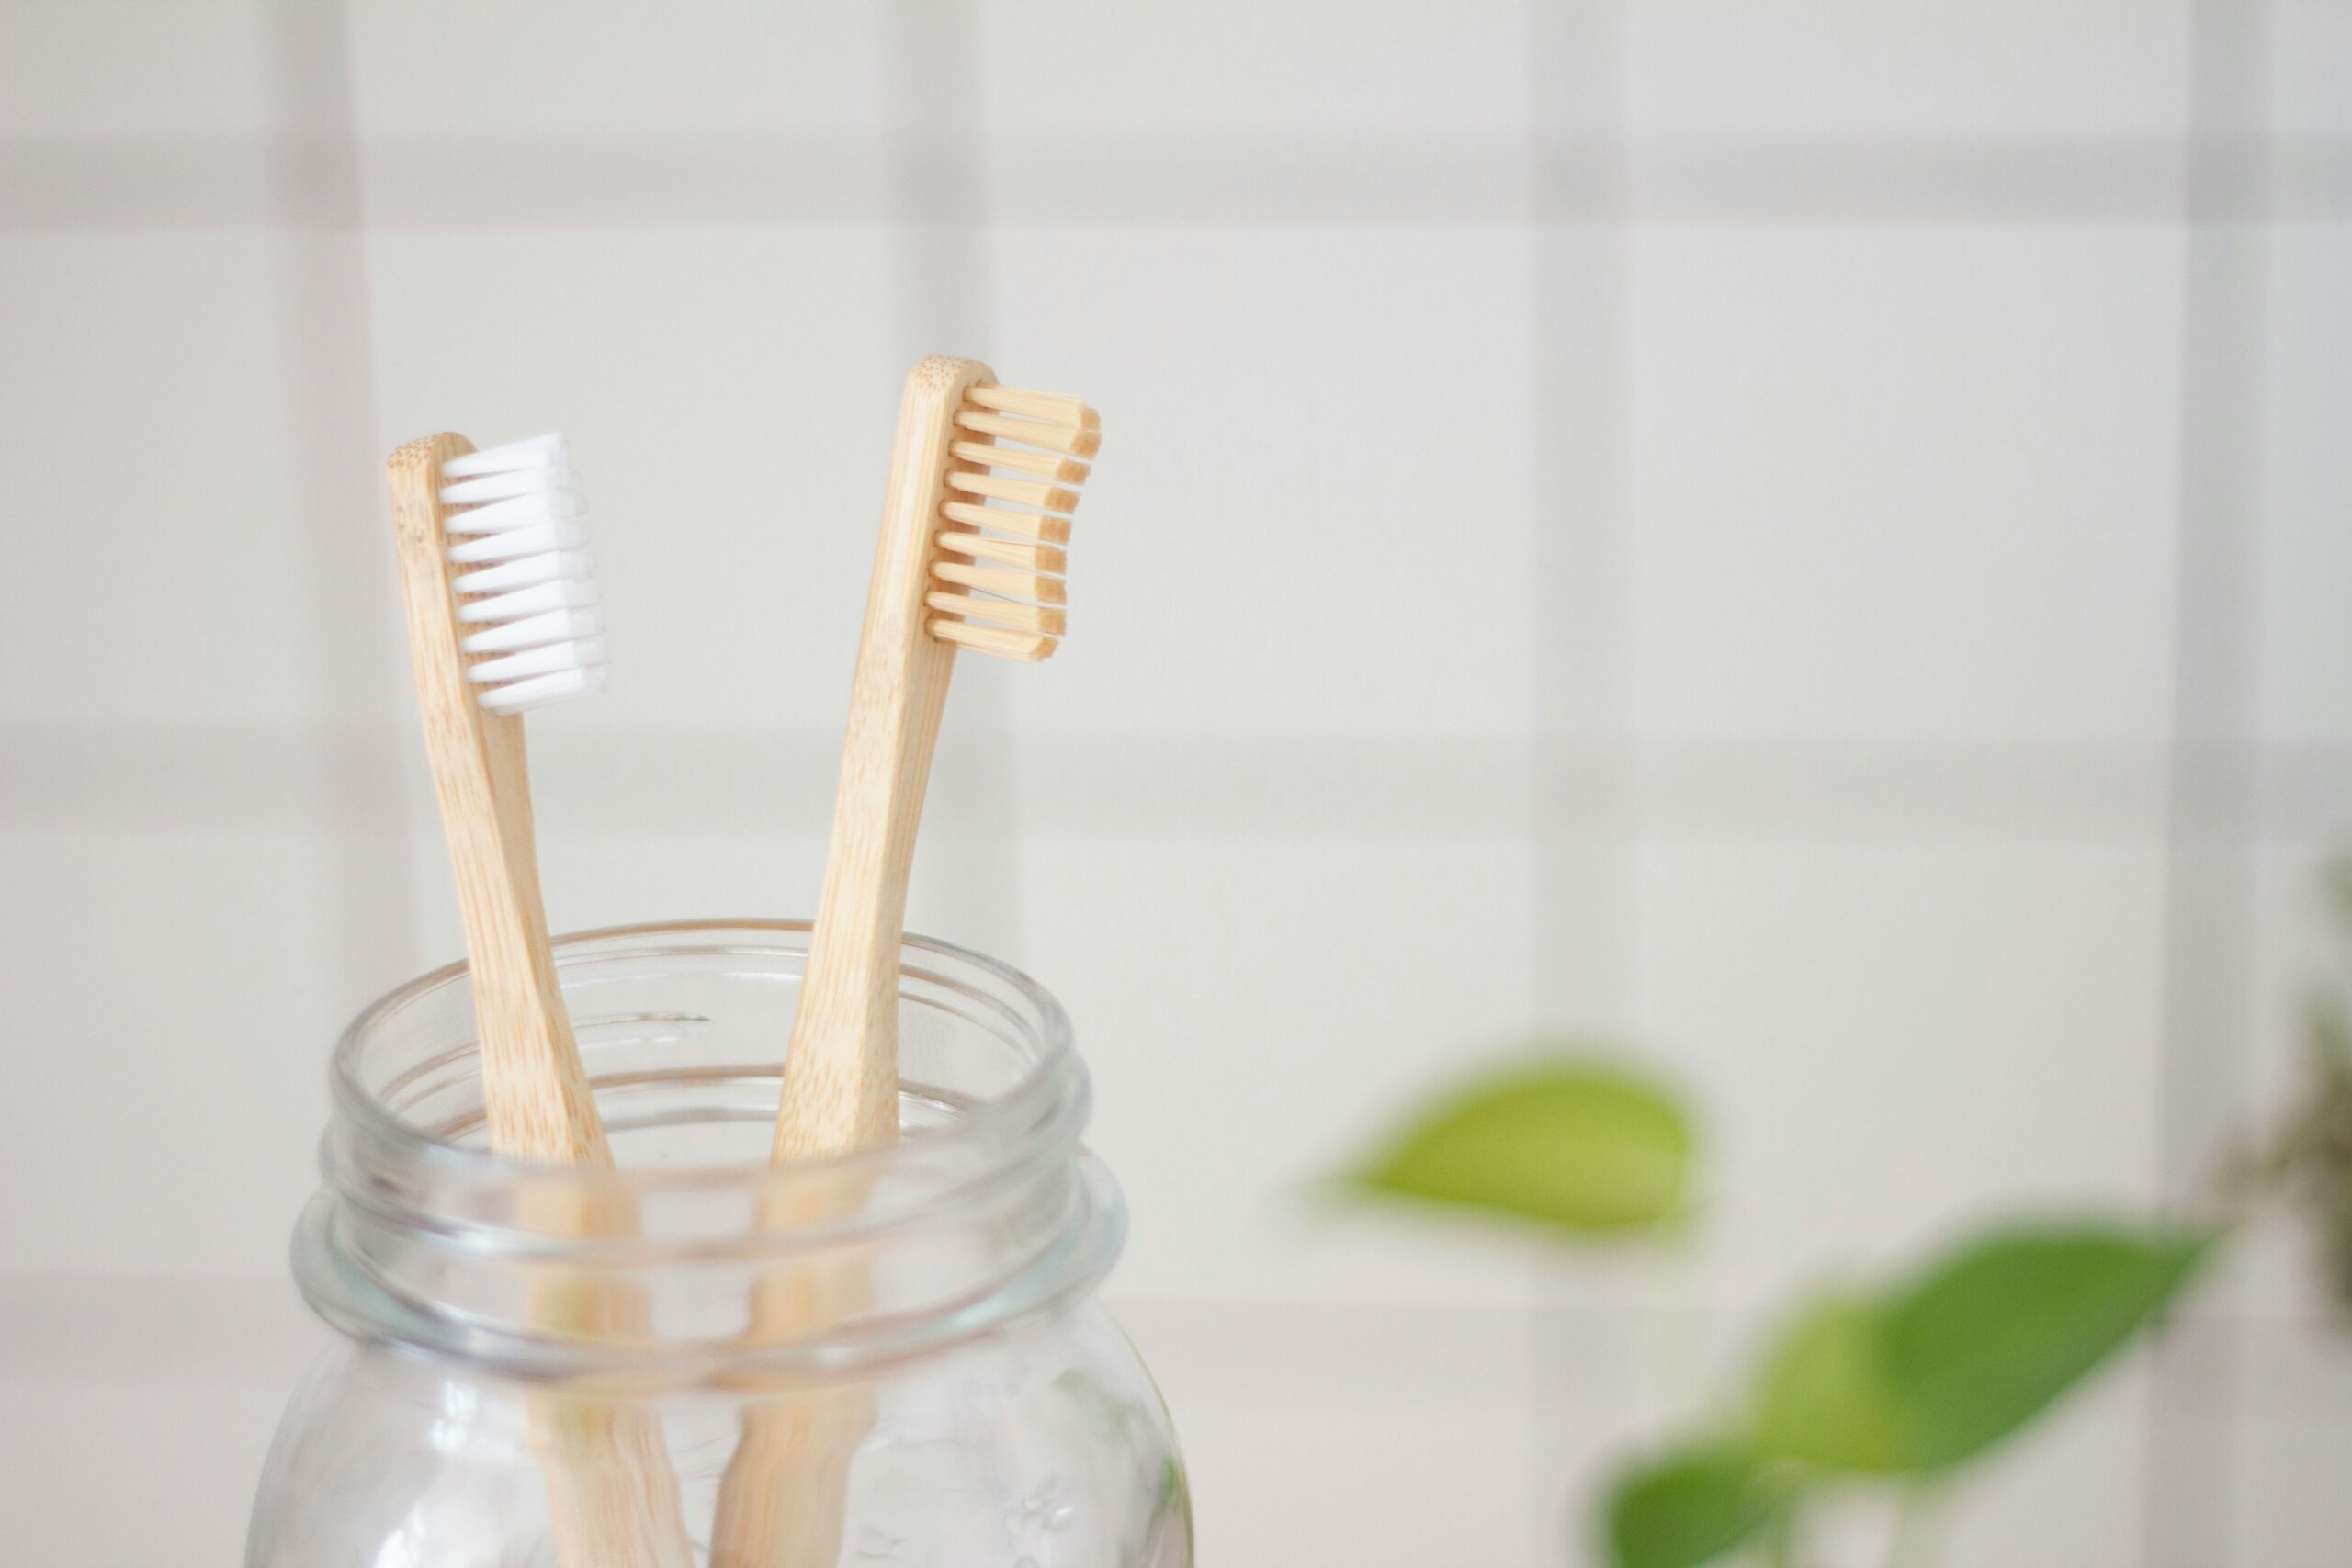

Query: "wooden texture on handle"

xmin=709 ymin=1381 xmax=874 ymax=1568
xmin=709 ymin=358 xmax=996 ymax=1568
xmin=768 ymin=355 xmax=995 ymax=1162
xmin=388 ymin=434 xmax=605 ymax=1162
xmin=388 ymin=434 xmax=692 ymax=1568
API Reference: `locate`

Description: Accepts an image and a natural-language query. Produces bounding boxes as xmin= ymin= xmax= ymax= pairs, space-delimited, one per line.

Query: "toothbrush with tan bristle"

xmin=386 ymin=433 xmax=693 ymax=1568
xmin=710 ymin=358 xmax=1099 ymax=1567
xmin=775 ymin=357 xmax=1093 ymax=1160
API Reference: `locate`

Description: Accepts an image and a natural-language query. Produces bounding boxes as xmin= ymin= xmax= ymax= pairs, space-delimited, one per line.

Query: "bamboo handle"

xmin=391 ymin=435 xmax=605 ymax=1159
xmin=769 ymin=355 xmax=994 ymax=1162
xmin=708 ymin=1383 xmax=873 ymax=1568
xmin=388 ymin=436 xmax=693 ymax=1568
xmin=708 ymin=358 xmax=997 ymax=1567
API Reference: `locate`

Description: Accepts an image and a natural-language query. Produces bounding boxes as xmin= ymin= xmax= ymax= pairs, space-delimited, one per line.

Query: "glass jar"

xmin=248 ymin=919 xmax=1191 ymax=1568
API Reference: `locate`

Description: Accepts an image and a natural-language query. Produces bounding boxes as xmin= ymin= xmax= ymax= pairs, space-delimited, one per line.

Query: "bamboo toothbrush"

xmin=710 ymin=358 xmax=1099 ymax=1567
xmin=386 ymin=432 xmax=693 ymax=1568
xmin=775 ymin=355 xmax=1094 ymax=1161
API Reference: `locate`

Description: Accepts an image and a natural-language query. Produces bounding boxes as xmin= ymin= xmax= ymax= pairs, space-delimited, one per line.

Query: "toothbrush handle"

xmin=388 ymin=436 xmax=695 ymax=1568
xmin=390 ymin=432 xmax=605 ymax=1162
xmin=770 ymin=356 xmax=992 ymax=1161
xmin=715 ymin=358 xmax=995 ymax=1568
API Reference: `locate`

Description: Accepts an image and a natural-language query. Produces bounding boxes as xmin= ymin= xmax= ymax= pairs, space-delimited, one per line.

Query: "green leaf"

xmin=1751 ymin=1293 xmax=1909 ymax=1472
xmin=1346 ymin=1057 xmax=1694 ymax=1235
xmin=1880 ymin=1222 xmax=2212 ymax=1469
xmin=1749 ymin=1222 xmax=2213 ymax=1477
xmin=1604 ymin=1444 xmax=1789 ymax=1568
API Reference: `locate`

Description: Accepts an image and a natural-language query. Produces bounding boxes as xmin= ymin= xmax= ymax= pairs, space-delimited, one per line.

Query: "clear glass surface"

xmin=247 ymin=920 xmax=1192 ymax=1568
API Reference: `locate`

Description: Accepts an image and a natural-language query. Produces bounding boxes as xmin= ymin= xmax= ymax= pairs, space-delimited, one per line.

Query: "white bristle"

xmin=439 ymin=434 xmax=608 ymax=715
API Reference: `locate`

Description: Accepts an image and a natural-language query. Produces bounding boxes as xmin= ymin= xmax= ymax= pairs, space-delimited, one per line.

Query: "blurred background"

xmin=3 ymin=2 xmax=2348 ymax=1564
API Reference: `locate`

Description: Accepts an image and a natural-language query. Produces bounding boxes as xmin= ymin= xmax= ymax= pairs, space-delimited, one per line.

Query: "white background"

xmin=2 ymin=3 xmax=2348 ymax=1564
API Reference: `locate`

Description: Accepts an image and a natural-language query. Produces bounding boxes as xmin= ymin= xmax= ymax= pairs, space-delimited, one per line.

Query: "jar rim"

xmin=306 ymin=919 xmax=1123 ymax=1382
xmin=331 ymin=917 xmax=1080 ymax=1194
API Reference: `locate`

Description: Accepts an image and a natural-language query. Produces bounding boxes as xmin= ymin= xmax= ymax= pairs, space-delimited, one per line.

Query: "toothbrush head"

xmin=435 ymin=434 xmax=609 ymax=714
xmin=927 ymin=380 xmax=1099 ymax=663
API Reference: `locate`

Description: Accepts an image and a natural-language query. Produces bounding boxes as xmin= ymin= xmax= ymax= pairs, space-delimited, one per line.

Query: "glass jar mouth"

xmin=301 ymin=919 xmax=1124 ymax=1384
xmin=333 ymin=917 xmax=1080 ymax=1191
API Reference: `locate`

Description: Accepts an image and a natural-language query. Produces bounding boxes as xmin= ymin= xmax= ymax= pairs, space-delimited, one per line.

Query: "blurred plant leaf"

xmin=2226 ymin=854 xmax=2352 ymax=1318
xmin=2314 ymin=993 xmax=2352 ymax=1075
xmin=1604 ymin=1444 xmax=1789 ymax=1568
xmin=1883 ymin=1223 xmax=2211 ymax=1467
xmin=1345 ymin=1057 xmax=1693 ymax=1235
xmin=1750 ymin=1224 xmax=2211 ymax=1476
xmin=1751 ymin=1293 xmax=1908 ymax=1472
xmin=2305 ymin=997 xmax=2352 ymax=1311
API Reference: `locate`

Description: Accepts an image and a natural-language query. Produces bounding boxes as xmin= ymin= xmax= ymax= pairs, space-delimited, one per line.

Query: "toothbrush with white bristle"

xmin=443 ymin=433 xmax=610 ymax=714
xmin=386 ymin=431 xmax=690 ymax=1568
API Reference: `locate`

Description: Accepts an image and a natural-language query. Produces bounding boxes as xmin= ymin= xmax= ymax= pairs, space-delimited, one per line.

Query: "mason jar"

xmin=247 ymin=919 xmax=1192 ymax=1567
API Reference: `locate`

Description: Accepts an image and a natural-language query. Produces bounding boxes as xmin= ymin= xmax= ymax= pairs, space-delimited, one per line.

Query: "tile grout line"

xmin=1525 ymin=3 xmax=1641 ymax=1563
xmin=5 ymin=131 xmax=2345 ymax=231
xmin=2143 ymin=2 xmax=2274 ymax=1563
xmin=10 ymin=728 xmax=2350 ymax=844
xmin=1522 ymin=4 xmax=1549 ymax=1545
xmin=263 ymin=0 xmax=427 ymax=1011
xmin=879 ymin=2 xmax=1031 ymax=964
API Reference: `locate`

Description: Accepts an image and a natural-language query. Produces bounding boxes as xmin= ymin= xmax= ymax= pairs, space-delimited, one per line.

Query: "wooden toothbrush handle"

xmin=390 ymin=432 xmax=606 ymax=1161
xmin=708 ymin=358 xmax=995 ymax=1566
xmin=523 ymin=1184 xmax=696 ymax=1568
xmin=770 ymin=356 xmax=994 ymax=1161
xmin=709 ymin=1383 xmax=874 ymax=1568
xmin=388 ymin=436 xmax=693 ymax=1568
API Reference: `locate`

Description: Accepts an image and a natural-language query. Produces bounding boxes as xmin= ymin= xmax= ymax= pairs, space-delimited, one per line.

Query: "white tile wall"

xmin=1924 ymin=1359 xmax=2155 ymax=1568
xmin=1628 ymin=842 xmax=2169 ymax=1311
xmin=1624 ymin=226 xmax=2184 ymax=744
xmin=5 ymin=1380 xmax=291 ymax=1566
xmin=2235 ymin=1411 xmax=2352 ymax=1568
xmin=347 ymin=2 xmax=899 ymax=139
xmin=984 ymin=223 xmax=1538 ymax=739
xmin=973 ymin=1 xmax=1534 ymax=138
xmin=2257 ymin=225 xmax=2352 ymax=745
xmin=1122 ymin=1300 xmax=1537 ymax=1568
xmin=365 ymin=227 xmax=911 ymax=736
xmin=2267 ymin=0 xmax=2352 ymax=138
xmin=2233 ymin=1317 xmax=2352 ymax=1565
xmin=1623 ymin=1 xmax=2191 ymax=139
xmin=0 ymin=1 xmax=281 ymax=140
xmin=0 ymin=831 xmax=340 ymax=1278
xmin=1023 ymin=832 xmax=1539 ymax=1305
xmin=2 ymin=3 xmax=2344 ymax=1565
xmin=0 ymin=236 xmax=323 ymax=726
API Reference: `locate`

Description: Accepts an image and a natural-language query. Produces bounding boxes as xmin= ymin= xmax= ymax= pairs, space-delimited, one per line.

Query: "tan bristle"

xmin=930 ymin=618 xmax=1055 ymax=661
xmin=947 ymin=469 xmax=1079 ymax=513
xmin=941 ymin=500 xmax=1069 ymax=544
xmin=933 ymin=558 xmax=1066 ymax=605
xmin=928 ymin=382 xmax=1094 ymax=662
xmin=926 ymin=590 xmax=1067 ymax=637
xmin=938 ymin=529 xmax=1067 ymax=574
xmin=954 ymin=409 xmax=1101 ymax=458
xmin=950 ymin=440 xmax=1088 ymax=485
xmin=965 ymin=385 xmax=1097 ymax=429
